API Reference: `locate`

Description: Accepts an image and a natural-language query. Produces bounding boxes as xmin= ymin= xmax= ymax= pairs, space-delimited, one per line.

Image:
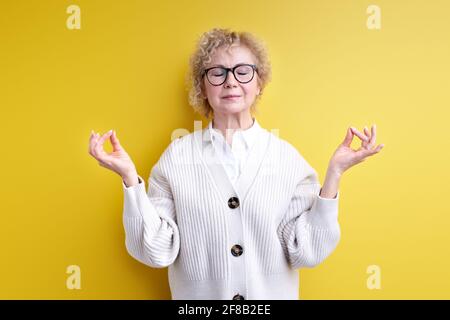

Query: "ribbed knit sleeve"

xmin=277 ymin=156 xmax=341 ymax=269
xmin=121 ymin=145 xmax=180 ymax=268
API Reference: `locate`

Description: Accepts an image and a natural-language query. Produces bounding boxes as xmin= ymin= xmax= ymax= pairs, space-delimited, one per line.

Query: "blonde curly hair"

xmin=185 ymin=28 xmax=272 ymax=119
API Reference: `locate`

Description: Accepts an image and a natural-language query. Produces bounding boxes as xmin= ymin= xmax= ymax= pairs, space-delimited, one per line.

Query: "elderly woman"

xmin=88 ymin=28 xmax=384 ymax=300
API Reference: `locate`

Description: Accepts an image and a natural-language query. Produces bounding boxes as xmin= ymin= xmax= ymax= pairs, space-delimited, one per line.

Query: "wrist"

xmin=326 ymin=166 xmax=343 ymax=179
xmin=121 ymin=169 xmax=137 ymax=179
xmin=122 ymin=172 xmax=140 ymax=187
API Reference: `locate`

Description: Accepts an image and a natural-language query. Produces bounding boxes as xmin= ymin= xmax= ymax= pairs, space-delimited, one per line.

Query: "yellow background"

xmin=1 ymin=0 xmax=449 ymax=299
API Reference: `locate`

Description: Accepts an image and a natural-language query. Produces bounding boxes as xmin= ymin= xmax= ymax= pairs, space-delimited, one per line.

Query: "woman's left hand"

xmin=328 ymin=124 xmax=385 ymax=176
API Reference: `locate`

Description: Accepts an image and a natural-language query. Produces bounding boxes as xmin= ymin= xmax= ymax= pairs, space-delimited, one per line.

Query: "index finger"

xmin=94 ymin=130 xmax=113 ymax=153
xmin=89 ymin=131 xmax=98 ymax=153
xmin=351 ymin=127 xmax=369 ymax=142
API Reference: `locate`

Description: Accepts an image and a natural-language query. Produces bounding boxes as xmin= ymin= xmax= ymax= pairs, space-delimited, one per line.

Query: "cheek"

xmin=242 ymin=84 xmax=258 ymax=96
xmin=206 ymin=86 xmax=222 ymax=99
xmin=203 ymin=80 xmax=216 ymax=98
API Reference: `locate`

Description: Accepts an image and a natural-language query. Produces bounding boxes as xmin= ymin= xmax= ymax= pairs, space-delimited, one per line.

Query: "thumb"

xmin=342 ymin=127 xmax=353 ymax=147
xmin=111 ymin=130 xmax=123 ymax=151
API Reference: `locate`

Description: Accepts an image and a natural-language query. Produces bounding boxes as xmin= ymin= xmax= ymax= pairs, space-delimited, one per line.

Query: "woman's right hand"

xmin=88 ymin=129 xmax=137 ymax=178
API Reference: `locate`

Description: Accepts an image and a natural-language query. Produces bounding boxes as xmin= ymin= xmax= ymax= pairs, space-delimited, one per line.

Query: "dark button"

xmin=233 ymin=294 xmax=245 ymax=300
xmin=228 ymin=197 xmax=240 ymax=209
xmin=231 ymin=244 xmax=243 ymax=257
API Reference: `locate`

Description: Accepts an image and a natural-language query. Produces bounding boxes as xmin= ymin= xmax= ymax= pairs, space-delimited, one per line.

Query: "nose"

xmin=224 ymin=69 xmax=238 ymax=87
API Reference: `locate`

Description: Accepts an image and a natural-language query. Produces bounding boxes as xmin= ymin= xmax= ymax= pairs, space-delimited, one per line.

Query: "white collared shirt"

xmin=207 ymin=117 xmax=261 ymax=187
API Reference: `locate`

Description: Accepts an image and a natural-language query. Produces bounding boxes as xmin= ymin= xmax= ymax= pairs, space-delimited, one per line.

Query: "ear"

xmin=256 ymin=78 xmax=261 ymax=95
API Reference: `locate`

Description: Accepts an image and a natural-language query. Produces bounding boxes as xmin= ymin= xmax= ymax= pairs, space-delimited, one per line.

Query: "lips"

xmin=222 ymin=95 xmax=241 ymax=99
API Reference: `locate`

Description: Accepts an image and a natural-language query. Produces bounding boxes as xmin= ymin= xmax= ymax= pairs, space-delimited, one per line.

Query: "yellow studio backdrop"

xmin=1 ymin=0 xmax=449 ymax=299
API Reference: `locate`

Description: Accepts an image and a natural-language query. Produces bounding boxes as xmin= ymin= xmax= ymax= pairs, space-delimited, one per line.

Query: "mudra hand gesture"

xmin=88 ymin=129 xmax=138 ymax=181
xmin=328 ymin=125 xmax=385 ymax=176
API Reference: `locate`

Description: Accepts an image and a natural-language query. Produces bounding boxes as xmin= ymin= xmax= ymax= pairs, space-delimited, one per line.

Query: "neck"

xmin=212 ymin=112 xmax=254 ymax=146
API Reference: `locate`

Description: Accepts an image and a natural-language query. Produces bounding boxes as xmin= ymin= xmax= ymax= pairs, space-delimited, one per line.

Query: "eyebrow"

xmin=209 ymin=63 xmax=250 ymax=68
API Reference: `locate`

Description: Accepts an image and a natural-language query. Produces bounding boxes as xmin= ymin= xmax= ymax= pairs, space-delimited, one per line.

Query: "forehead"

xmin=206 ymin=45 xmax=256 ymax=68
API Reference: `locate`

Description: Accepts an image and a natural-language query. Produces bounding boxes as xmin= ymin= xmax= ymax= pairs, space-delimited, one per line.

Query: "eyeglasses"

xmin=202 ymin=63 xmax=258 ymax=86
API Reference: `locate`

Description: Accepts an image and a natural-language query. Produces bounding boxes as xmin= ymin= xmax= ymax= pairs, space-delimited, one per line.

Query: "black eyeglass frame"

xmin=202 ymin=63 xmax=258 ymax=86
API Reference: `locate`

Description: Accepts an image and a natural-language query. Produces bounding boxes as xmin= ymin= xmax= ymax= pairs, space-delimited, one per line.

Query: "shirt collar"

xmin=202 ymin=117 xmax=262 ymax=149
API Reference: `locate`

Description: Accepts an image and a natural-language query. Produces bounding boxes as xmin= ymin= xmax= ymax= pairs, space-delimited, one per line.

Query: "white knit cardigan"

xmin=121 ymin=123 xmax=341 ymax=300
